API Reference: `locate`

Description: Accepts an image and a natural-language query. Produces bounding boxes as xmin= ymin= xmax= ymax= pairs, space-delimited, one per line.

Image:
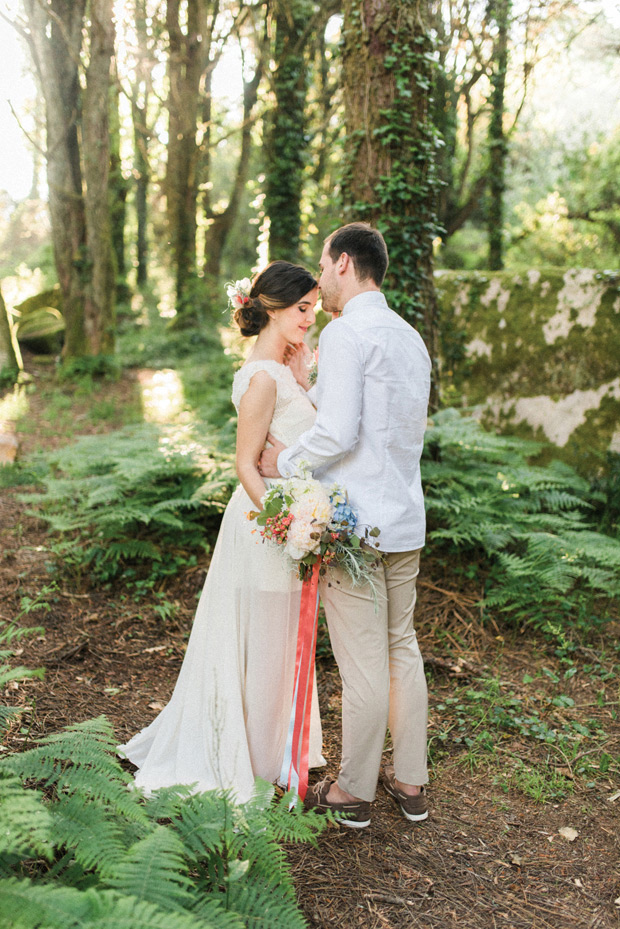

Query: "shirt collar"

xmin=342 ymin=290 xmax=388 ymax=316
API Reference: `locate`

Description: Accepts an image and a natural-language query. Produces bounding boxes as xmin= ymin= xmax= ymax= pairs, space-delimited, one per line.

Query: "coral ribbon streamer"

xmin=279 ymin=560 xmax=321 ymax=801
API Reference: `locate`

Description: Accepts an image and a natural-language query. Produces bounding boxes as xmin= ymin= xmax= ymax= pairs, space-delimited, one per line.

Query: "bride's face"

xmin=269 ymin=288 xmax=318 ymax=344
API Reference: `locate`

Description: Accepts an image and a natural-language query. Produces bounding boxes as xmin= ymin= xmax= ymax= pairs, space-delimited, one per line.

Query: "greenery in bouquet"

xmin=307 ymin=348 xmax=319 ymax=386
xmin=248 ymin=469 xmax=381 ymax=585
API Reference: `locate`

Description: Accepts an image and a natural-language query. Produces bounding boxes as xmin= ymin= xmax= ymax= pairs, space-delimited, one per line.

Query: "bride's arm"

xmin=236 ymin=371 xmax=277 ymax=509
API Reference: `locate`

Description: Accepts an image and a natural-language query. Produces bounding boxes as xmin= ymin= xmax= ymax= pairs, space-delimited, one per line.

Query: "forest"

xmin=0 ymin=1 xmax=619 ymax=927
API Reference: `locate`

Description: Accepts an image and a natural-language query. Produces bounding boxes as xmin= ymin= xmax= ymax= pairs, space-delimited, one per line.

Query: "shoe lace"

xmin=309 ymin=774 xmax=333 ymax=798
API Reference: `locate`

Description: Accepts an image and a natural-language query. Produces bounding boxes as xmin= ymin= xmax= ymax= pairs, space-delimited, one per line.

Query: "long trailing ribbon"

xmin=279 ymin=559 xmax=321 ymax=801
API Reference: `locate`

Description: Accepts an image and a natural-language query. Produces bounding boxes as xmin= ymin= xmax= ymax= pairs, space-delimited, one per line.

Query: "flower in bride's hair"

xmin=225 ymin=277 xmax=252 ymax=311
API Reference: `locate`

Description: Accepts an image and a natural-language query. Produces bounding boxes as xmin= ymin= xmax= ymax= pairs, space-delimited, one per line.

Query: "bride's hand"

xmin=284 ymin=342 xmax=312 ymax=391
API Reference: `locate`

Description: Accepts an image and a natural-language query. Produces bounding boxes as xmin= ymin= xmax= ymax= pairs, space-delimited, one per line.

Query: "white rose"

xmin=285 ymin=517 xmax=322 ymax=560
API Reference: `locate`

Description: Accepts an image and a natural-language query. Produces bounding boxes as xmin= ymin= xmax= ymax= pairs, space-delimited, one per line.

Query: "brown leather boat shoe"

xmin=381 ymin=767 xmax=428 ymax=822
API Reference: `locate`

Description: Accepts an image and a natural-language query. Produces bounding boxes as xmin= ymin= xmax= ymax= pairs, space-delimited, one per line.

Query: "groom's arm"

xmin=278 ymin=322 xmax=364 ymax=476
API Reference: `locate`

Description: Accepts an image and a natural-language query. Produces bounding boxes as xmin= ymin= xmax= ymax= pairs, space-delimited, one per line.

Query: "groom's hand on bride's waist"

xmin=258 ymin=434 xmax=286 ymax=478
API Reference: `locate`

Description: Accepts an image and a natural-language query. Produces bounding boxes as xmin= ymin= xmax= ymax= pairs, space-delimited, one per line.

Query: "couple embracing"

xmin=120 ymin=222 xmax=431 ymax=829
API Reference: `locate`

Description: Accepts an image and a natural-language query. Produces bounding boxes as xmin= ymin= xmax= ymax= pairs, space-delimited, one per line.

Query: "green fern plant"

xmin=23 ymin=424 xmax=237 ymax=586
xmin=0 ymin=621 xmax=44 ymax=735
xmin=0 ymin=716 xmax=326 ymax=929
xmin=423 ymin=410 xmax=620 ymax=632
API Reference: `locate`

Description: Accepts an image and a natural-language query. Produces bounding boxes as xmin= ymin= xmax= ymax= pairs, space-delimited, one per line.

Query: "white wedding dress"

xmin=119 ymin=360 xmax=325 ymax=802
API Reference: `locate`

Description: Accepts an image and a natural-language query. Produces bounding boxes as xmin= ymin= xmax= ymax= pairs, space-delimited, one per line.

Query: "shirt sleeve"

xmin=278 ymin=321 xmax=364 ymax=477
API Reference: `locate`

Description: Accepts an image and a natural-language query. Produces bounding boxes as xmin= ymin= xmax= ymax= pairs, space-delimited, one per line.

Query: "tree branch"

xmin=6 ymin=100 xmax=46 ymax=156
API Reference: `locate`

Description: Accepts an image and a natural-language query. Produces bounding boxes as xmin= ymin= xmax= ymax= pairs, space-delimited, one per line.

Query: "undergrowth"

xmin=422 ymin=410 xmax=620 ymax=637
xmin=24 ymin=425 xmax=236 ymax=589
xmin=0 ymin=621 xmax=45 ymax=736
xmin=0 ymin=716 xmax=327 ymax=929
xmin=429 ymin=669 xmax=617 ymax=798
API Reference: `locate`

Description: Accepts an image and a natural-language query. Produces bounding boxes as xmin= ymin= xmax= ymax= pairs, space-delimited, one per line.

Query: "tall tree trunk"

xmin=487 ymin=0 xmax=511 ymax=270
xmin=82 ymin=0 xmax=116 ymax=353
xmin=0 ymin=285 xmax=22 ymax=384
xmin=165 ymin=0 xmax=219 ymax=321
xmin=264 ymin=1 xmax=313 ymax=261
xmin=109 ymin=66 xmax=130 ymax=303
xmin=24 ymin=0 xmax=89 ymax=359
xmin=133 ymin=100 xmax=150 ymax=287
xmin=341 ymin=0 xmax=441 ymax=409
xmin=132 ymin=0 xmax=151 ymax=286
xmin=430 ymin=3 xmax=459 ymax=240
xmin=23 ymin=0 xmax=116 ymax=359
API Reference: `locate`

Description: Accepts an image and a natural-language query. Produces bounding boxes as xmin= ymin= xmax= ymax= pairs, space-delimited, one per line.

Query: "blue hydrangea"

xmin=331 ymin=502 xmax=357 ymax=531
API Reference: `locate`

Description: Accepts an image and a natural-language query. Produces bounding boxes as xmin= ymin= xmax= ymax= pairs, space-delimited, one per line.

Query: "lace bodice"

xmin=231 ymin=360 xmax=316 ymax=447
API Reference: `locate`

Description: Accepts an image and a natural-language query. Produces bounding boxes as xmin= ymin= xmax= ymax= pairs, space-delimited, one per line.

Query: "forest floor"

xmin=1 ymin=358 xmax=619 ymax=929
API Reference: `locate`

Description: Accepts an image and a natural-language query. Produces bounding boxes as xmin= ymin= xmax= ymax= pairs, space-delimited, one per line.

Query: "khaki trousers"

xmin=319 ymin=548 xmax=428 ymax=802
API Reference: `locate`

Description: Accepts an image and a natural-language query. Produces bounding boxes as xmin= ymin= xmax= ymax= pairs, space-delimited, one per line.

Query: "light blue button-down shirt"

xmin=277 ymin=290 xmax=431 ymax=552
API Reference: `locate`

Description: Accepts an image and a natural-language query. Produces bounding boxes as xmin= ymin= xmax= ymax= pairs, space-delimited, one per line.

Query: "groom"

xmin=259 ymin=222 xmax=431 ymax=827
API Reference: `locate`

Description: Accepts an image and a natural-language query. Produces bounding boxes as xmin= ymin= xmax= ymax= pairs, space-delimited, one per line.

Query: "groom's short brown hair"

xmin=326 ymin=222 xmax=389 ymax=286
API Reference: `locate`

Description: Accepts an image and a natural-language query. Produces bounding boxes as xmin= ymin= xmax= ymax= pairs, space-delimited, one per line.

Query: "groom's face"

xmin=318 ymin=242 xmax=340 ymax=315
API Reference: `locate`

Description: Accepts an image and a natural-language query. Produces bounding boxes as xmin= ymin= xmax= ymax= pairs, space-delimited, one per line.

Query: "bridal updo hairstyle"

xmin=234 ymin=260 xmax=318 ymax=337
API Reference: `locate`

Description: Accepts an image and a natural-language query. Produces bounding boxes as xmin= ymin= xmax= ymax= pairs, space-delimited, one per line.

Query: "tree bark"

xmin=341 ymin=0 xmax=440 ymax=409
xmin=487 ymin=0 xmax=511 ymax=270
xmin=23 ymin=0 xmax=116 ymax=359
xmin=264 ymin=0 xmax=313 ymax=261
xmin=165 ymin=0 xmax=220 ymax=319
xmin=24 ymin=0 xmax=88 ymax=358
xmin=82 ymin=0 xmax=116 ymax=353
xmin=133 ymin=99 xmax=150 ymax=287
xmin=132 ymin=0 xmax=151 ymax=286
xmin=109 ymin=65 xmax=130 ymax=303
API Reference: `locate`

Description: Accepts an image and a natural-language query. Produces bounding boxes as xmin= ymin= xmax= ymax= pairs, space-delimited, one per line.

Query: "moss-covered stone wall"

xmin=435 ymin=269 xmax=620 ymax=475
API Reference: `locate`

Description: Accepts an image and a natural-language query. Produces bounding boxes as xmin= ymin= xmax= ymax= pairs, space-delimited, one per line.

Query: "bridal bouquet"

xmin=248 ymin=468 xmax=381 ymax=584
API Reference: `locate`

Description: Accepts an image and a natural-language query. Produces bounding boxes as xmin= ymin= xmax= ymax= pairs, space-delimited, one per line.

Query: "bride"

xmin=119 ymin=261 xmax=325 ymax=802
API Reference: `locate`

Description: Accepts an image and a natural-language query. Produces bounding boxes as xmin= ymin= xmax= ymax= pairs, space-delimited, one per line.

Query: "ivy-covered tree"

xmin=264 ymin=1 xmax=341 ymax=262
xmin=341 ymin=0 xmax=441 ymax=408
xmin=263 ymin=0 xmax=314 ymax=261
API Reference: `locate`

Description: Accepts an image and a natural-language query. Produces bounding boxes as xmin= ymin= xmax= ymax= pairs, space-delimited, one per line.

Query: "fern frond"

xmin=0 ymin=774 xmax=53 ymax=864
xmin=223 ymin=879 xmax=307 ymax=929
xmin=0 ymin=664 xmax=45 ymax=691
xmin=24 ymin=423 xmax=236 ymax=585
xmin=104 ymin=826 xmax=194 ymax=912
xmin=0 ymin=878 xmax=220 ymax=929
xmin=165 ymin=791 xmax=227 ymax=863
xmin=266 ymin=791 xmax=329 ymax=846
xmin=50 ymin=794 xmax=128 ymax=878
xmin=3 ymin=717 xmax=148 ymax=826
xmin=424 ymin=410 xmax=620 ymax=628
xmin=189 ymin=891 xmax=246 ymax=929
